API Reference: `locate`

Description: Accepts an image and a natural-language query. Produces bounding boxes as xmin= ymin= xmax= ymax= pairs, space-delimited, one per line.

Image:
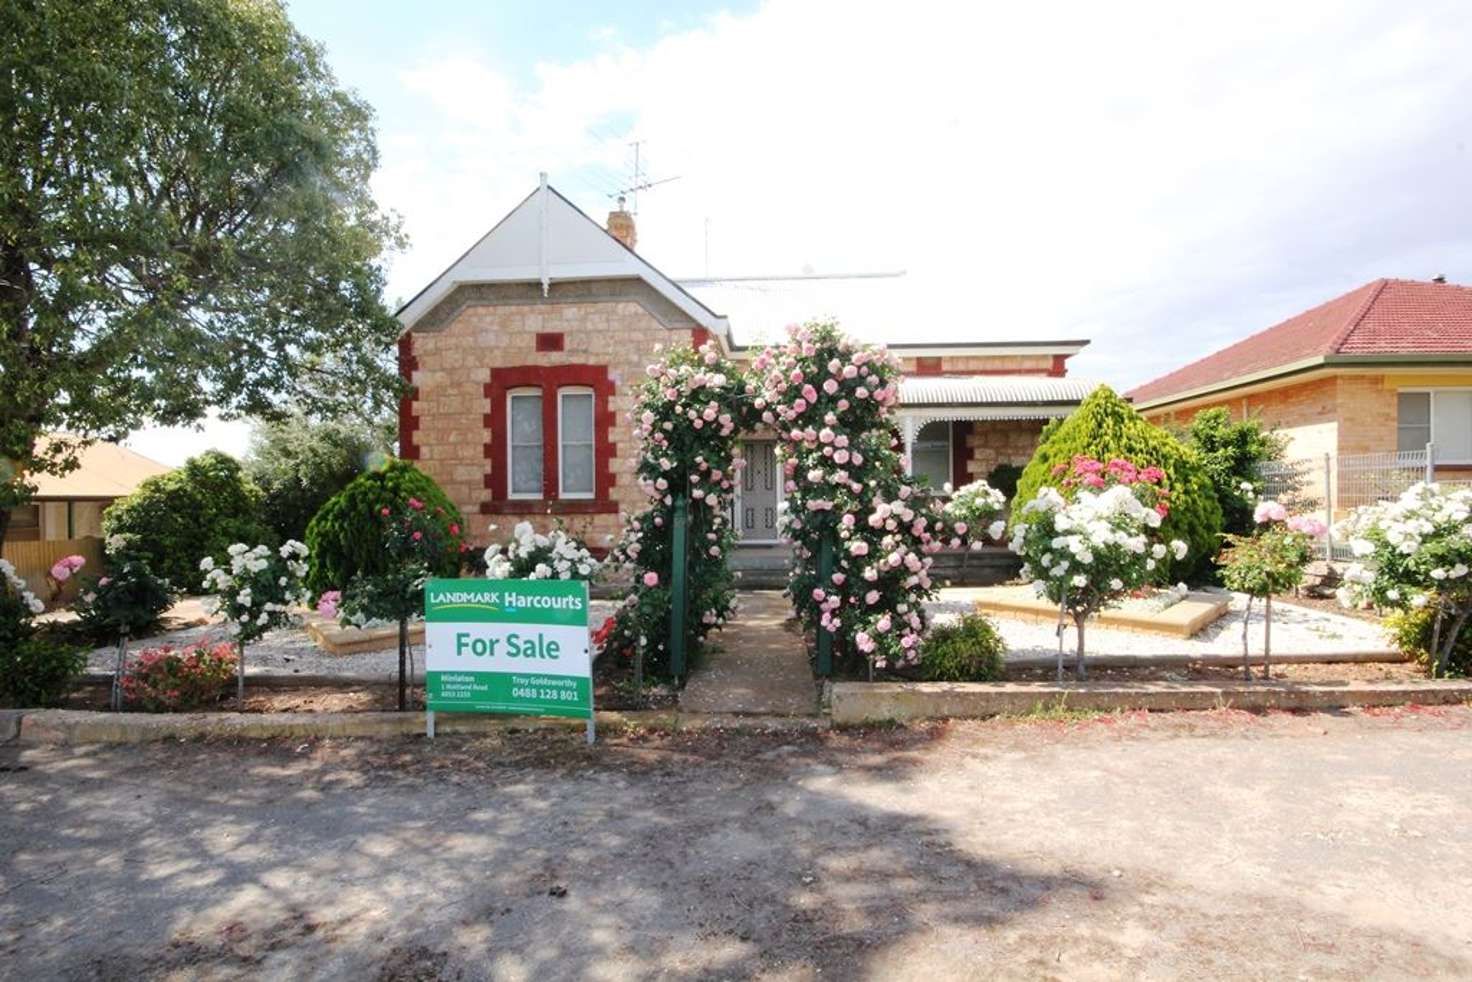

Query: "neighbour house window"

xmin=558 ymin=387 xmax=595 ymax=498
xmin=508 ymin=389 xmax=544 ymax=498
xmin=6 ymin=503 xmax=40 ymax=542
xmin=911 ymin=421 xmax=952 ymax=489
xmin=1399 ymin=390 xmax=1472 ymax=463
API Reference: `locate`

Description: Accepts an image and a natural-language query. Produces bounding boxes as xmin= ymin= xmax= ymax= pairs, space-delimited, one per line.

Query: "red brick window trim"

xmin=915 ymin=356 xmax=943 ymax=376
xmin=535 ymin=332 xmax=565 ymax=352
xmin=397 ymin=334 xmax=420 ymax=460
xmin=483 ymin=365 xmax=617 ymax=511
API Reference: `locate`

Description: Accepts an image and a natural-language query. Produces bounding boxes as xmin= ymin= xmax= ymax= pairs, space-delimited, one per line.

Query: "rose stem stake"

xmin=1264 ymin=594 xmax=1272 ymax=680
xmin=1055 ymin=599 xmax=1067 ymax=684
xmin=111 ymin=634 xmax=128 ymax=711
xmin=237 ymin=639 xmax=247 ymax=704
xmin=1240 ymin=595 xmax=1253 ymax=681
xmin=398 ymin=616 xmax=409 ymax=712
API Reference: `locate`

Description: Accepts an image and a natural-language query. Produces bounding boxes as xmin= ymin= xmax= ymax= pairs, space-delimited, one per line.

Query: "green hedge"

xmin=917 ymin=613 xmax=1007 ymax=682
xmin=101 ymin=451 xmax=273 ymax=592
xmin=304 ymin=458 xmax=464 ymax=596
xmin=1013 ymin=385 xmax=1224 ymax=582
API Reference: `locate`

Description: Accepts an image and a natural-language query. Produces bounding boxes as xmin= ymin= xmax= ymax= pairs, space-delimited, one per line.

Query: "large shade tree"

xmin=0 ymin=0 xmax=405 ymax=547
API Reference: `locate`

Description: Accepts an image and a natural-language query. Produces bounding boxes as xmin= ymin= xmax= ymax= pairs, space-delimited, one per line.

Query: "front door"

xmin=739 ymin=440 xmax=781 ymax=541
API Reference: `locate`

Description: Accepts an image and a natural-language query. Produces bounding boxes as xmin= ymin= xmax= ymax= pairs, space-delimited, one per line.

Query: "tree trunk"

xmin=1263 ymin=595 xmax=1273 ymax=680
xmin=1435 ymin=604 xmax=1471 ymax=678
xmin=1055 ymin=601 xmax=1067 ymax=684
xmin=111 ymin=635 xmax=129 ymax=711
xmin=397 ymin=616 xmax=408 ymax=712
xmin=1073 ymin=610 xmax=1088 ymax=681
xmin=236 ymin=639 xmax=246 ymax=704
xmin=1241 ymin=595 xmax=1254 ymax=681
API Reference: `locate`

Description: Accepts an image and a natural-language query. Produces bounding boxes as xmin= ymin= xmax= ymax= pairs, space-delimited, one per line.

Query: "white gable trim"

xmin=396 ymin=176 xmax=730 ymax=344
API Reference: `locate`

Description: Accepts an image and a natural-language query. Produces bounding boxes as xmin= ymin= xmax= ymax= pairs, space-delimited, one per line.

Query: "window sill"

xmin=481 ymin=499 xmax=619 ymax=515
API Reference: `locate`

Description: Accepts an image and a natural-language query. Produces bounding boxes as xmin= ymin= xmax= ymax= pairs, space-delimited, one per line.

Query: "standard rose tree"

xmin=1338 ymin=482 xmax=1472 ymax=677
xmin=1011 ymin=456 xmax=1186 ymax=681
xmin=74 ymin=534 xmax=177 ymax=710
xmin=1217 ymin=500 xmax=1324 ymax=679
xmin=200 ymin=541 xmax=311 ymax=704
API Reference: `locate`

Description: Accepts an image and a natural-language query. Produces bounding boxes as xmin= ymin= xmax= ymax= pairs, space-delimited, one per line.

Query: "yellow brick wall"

xmin=407 ymin=300 xmax=699 ymax=547
xmin=1147 ymin=376 xmax=1341 ymax=463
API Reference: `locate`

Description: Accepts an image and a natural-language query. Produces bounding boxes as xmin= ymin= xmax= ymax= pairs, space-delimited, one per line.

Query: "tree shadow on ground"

xmin=0 ymin=726 xmax=1090 ymax=979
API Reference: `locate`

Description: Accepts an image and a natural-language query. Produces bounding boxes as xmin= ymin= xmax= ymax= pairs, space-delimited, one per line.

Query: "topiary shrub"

xmin=101 ymin=451 xmax=273 ymax=592
xmin=1013 ymin=386 xmax=1223 ymax=582
xmin=917 ymin=613 xmax=1007 ymax=682
xmin=304 ymin=458 xmax=465 ymax=596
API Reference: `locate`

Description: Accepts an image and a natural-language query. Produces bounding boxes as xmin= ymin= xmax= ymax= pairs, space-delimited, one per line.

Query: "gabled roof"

xmin=1128 ymin=278 xmax=1472 ymax=407
xmin=396 ymin=178 xmax=730 ymax=340
xmin=30 ymin=437 xmax=171 ymax=500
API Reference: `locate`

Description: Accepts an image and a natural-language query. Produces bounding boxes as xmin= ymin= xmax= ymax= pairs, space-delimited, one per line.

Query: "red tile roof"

xmin=1128 ymin=278 xmax=1472 ymax=405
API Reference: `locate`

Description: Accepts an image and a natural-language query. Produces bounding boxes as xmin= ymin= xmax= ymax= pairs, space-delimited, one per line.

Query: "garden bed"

xmin=964 ymin=583 xmax=1229 ymax=638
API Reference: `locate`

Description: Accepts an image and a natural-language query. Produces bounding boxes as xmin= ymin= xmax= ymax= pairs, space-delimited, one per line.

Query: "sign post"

xmin=423 ymin=578 xmax=595 ymax=744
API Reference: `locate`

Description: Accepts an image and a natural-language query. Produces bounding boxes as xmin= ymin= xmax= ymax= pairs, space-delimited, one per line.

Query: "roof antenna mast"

xmin=609 ymin=139 xmax=681 ymax=213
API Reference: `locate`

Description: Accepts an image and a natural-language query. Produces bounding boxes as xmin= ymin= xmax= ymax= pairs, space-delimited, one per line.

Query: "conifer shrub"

xmin=1012 ymin=386 xmax=1223 ymax=581
xmin=304 ymin=459 xmax=465 ymax=596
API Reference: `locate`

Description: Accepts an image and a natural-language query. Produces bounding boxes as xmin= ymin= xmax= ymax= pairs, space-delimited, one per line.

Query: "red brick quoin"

xmin=482 ymin=364 xmax=618 ymax=515
xmin=397 ymin=334 xmax=420 ymax=460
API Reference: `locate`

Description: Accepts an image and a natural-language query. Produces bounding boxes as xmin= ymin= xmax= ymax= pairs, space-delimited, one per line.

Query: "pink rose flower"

xmin=643 ymin=571 xmax=660 ymax=588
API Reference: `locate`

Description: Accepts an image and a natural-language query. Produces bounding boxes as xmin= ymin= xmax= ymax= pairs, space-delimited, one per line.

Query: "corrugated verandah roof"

xmin=898 ymin=375 xmax=1095 ymax=407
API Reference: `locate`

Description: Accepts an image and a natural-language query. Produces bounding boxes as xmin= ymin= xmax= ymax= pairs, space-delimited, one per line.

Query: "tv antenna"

xmin=608 ymin=140 xmax=680 ymax=213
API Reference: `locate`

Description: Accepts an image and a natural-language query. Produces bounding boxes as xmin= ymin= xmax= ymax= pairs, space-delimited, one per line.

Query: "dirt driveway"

xmin=3 ymin=707 xmax=1471 ymax=980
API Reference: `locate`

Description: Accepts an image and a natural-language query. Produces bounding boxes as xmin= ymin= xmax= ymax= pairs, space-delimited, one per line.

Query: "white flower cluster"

xmin=483 ymin=522 xmax=599 ymax=581
xmin=1013 ymin=484 xmax=1184 ymax=603
xmin=199 ymin=541 xmax=310 ymax=636
xmin=944 ymin=480 xmax=1008 ymax=541
xmin=1337 ymin=482 xmax=1472 ymax=610
xmin=0 ymin=558 xmax=45 ymax=615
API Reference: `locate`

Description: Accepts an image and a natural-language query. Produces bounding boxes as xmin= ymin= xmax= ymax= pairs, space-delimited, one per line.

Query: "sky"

xmin=128 ymin=0 xmax=1472 ymax=464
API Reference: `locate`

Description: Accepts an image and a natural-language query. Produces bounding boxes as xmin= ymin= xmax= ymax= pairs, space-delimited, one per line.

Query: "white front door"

xmin=738 ymin=440 xmax=781 ymax=541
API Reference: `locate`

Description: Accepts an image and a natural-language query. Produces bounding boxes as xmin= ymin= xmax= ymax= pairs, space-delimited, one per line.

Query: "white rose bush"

xmin=483 ymin=521 xmax=600 ymax=582
xmin=944 ymin=480 xmax=1009 ymax=545
xmin=1011 ymin=455 xmax=1185 ymax=680
xmin=755 ymin=320 xmax=994 ymax=673
xmin=1338 ymin=482 xmax=1472 ymax=677
xmin=200 ymin=540 xmax=310 ymax=702
xmin=604 ymin=342 xmax=756 ymax=680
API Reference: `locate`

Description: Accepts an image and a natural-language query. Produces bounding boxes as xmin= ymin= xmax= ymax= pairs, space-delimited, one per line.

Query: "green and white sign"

xmin=424 ymin=578 xmax=594 ymax=722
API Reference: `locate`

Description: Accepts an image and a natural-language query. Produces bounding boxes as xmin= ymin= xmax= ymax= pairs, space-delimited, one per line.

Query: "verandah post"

xmin=669 ymin=494 xmax=689 ymax=679
xmin=816 ymin=534 xmax=834 ymax=676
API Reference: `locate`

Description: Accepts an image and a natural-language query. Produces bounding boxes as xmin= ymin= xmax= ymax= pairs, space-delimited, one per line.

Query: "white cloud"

xmin=138 ymin=0 xmax=1472 ymax=458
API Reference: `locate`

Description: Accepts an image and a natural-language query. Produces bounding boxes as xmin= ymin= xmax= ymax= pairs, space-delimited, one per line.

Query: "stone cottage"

xmin=395 ymin=178 xmax=1097 ymax=550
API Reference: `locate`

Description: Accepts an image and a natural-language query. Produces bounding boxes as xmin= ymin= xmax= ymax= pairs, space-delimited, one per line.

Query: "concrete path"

xmin=680 ymin=590 xmax=817 ymax=715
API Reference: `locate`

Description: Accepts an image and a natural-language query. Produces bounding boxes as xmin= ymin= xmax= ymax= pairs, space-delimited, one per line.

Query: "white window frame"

xmin=1400 ymin=387 xmax=1472 ymax=465
xmin=911 ymin=420 xmax=953 ymax=489
xmin=557 ymin=386 xmax=596 ymax=500
xmin=507 ymin=388 xmax=544 ymax=500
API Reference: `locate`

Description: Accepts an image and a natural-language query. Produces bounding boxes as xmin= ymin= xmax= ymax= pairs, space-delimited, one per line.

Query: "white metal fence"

xmin=1259 ymin=445 xmax=1436 ymax=560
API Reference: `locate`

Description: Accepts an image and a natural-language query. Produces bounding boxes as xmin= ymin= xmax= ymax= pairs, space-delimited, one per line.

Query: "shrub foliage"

xmin=917 ymin=613 xmax=1006 ymax=682
xmin=101 ymin=451 xmax=273 ymax=591
xmin=1180 ymin=408 xmax=1286 ymax=538
xmin=122 ymin=642 xmax=238 ymax=712
xmin=1013 ymin=386 xmax=1222 ymax=581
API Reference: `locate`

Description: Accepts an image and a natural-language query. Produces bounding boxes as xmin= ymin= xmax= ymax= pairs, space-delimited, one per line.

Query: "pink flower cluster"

xmin=49 ymin=554 xmax=86 ymax=582
xmin=1055 ymin=455 xmax=1170 ymax=515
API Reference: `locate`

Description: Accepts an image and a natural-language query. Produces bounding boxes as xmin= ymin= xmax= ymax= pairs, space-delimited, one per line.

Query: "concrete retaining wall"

xmin=830 ymin=679 xmax=1472 ymax=724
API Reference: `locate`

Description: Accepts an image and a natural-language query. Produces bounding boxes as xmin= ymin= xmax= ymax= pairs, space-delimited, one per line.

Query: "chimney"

xmin=1432 ymin=274 xmax=1447 ymax=284
xmin=606 ymin=195 xmax=636 ymax=251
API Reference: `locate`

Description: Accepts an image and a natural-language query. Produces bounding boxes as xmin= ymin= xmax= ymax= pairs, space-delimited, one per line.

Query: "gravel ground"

xmin=3 ymin=707 xmax=1471 ymax=978
xmin=84 ymin=600 xmax=623 ymax=681
xmin=927 ymin=587 xmax=1395 ymax=660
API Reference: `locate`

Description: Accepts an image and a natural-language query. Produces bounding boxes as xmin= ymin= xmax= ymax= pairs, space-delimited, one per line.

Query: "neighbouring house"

xmin=395 ymin=178 xmax=1097 ymax=557
xmin=1128 ymin=278 xmax=1472 ymax=480
xmin=5 ymin=436 xmax=172 ymax=542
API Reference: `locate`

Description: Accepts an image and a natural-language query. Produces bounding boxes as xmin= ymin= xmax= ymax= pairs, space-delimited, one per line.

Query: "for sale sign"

xmin=424 ymin=578 xmax=593 ymax=720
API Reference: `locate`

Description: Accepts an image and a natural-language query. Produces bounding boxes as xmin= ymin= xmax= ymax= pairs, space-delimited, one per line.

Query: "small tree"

xmin=246 ymin=413 xmax=394 ymax=542
xmin=1217 ymin=501 xmax=1322 ymax=680
xmin=74 ymin=535 xmax=177 ymax=709
xmin=200 ymin=541 xmax=310 ymax=703
xmin=1339 ymin=483 xmax=1472 ymax=677
xmin=943 ymin=480 xmax=1008 ymax=543
xmin=1012 ymin=456 xmax=1186 ymax=681
xmin=1180 ymin=408 xmax=1287 ymax=538
xmin=337 ymin=500 xmax=470 ymax=711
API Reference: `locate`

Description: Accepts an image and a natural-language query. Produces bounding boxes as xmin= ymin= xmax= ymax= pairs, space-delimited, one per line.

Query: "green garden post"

xmin=669 ymin=495 xmax=689 ymax=679
xmin=817 ymin=534 xmax=834 ymax=676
